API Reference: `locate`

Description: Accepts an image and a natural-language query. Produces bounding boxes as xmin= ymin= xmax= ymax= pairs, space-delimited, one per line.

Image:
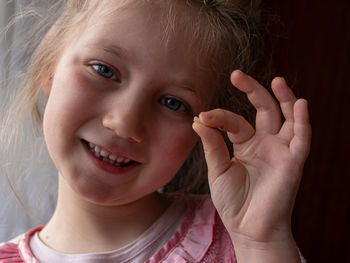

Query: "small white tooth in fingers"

xmin=193 ymin=116 xmax=200 ymax=122
xmin=100 ymin=150 xmax=108 ymax=157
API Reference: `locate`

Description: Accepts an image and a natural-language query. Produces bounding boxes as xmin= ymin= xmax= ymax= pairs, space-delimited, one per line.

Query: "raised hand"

xmin=192 ymin=70 xmax=311 ymax=262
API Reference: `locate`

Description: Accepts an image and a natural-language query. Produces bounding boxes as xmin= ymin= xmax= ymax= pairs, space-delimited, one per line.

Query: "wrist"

xmin=230 ymin=232 xmax=301 ymax=263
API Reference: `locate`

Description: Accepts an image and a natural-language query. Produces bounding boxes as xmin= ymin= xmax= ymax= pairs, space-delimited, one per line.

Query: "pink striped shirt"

xmin=0 ymin=195 xmax=306 ymax=262
xmin=0 ymin=195 xmax=236 ymax=262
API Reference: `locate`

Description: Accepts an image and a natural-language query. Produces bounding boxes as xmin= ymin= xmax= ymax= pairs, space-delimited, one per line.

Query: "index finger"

xmin=197 ymin=108 xmax=255 ymax=144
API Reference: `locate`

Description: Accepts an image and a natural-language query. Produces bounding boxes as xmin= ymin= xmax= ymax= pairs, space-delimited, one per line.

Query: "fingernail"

xmin=278 ymin=76 xmax=286 ymax=83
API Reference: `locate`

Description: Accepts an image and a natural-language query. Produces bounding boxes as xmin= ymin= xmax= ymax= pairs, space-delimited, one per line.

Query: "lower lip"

xmin=81 ymin=140 xmax=139 ymax=175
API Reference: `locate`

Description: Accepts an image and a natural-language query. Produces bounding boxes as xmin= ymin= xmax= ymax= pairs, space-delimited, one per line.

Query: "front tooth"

xmin=109 ymin=154 xmax=117 ymax=161
xmin=94 ymin=146 xmax=101 ymax=153
xmin=123 ymin=158 xmax=131 ymax=163
xmin=89 ymin=142 xmax=95 ymax=148
xmin=100 ymin=150 xmax=108 ymax=157
xmin=117 ymin=157 xmax=125 ymax=163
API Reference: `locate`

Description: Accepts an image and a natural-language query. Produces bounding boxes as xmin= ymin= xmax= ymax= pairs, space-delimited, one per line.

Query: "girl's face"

xmin=43 ymin=2 xmax=211 ymax=205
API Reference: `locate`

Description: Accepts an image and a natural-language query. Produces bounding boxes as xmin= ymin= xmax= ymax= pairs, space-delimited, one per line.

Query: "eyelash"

xmin=90 ymin=63 xmax=119 ymax=81
xmin=159 ymin=97 xmax=190 ymax=114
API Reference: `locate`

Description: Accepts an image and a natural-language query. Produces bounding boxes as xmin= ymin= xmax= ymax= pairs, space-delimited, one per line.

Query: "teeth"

xmin=109 ymin=154 xmax=117 ymax=161
xmin=94 ymin=146 xmax=101 ymax=153
xmin=100 ymin=150 xmax=108 ymax=157
xmin=86 ymin=141 xmax=133 ymax=166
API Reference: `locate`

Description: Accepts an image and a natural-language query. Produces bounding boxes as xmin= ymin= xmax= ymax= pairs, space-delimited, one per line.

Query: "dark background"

xmin=262 ymin=1 xmax=350 ymax=262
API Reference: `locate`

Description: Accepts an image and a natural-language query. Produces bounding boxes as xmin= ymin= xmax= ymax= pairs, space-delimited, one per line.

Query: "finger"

xmin=197 ymin=108 xmax=255 ymax=145
xmin=271 ymin=77 xmax=297 ymax=142
xmin=289 ymin=99 xmax=312 ymax=162
xmin=272 ymin=77 xmax=297 ymax=121
xmin=192 ymin=120 xmax=231 ymax=183
xmin=231 ymin=70 xmax=281 ymax=134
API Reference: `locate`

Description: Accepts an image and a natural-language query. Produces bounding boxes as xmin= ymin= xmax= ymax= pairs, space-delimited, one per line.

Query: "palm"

xmin=193 ymin=71 xmax=311 ymax=243
xmin=211 ymin=133 xmax=299 ymax=241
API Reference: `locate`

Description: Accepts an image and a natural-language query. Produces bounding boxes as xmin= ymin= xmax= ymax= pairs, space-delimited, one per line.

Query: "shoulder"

xmin=0 ymin=226 xmax=43 ymax=263
xmin=148 ymin=194 xmax=236 ymax=263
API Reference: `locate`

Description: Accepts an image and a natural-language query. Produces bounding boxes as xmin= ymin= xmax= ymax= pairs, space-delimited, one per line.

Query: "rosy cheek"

xmin=52 ymin=69 xmax=98 ymax=113
xmin=156 ymin=123 xmax=198 ymax=160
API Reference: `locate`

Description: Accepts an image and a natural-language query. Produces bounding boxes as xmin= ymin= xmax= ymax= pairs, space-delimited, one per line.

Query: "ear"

xmin=40 ymin=26 xmax=60 ymax=98
xmin=41 ymin=74 xmax=53 ymax=97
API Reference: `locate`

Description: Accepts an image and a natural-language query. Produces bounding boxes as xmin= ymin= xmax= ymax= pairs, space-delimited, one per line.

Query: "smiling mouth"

xmin=82 ymin=140 xmax=136 ymax=168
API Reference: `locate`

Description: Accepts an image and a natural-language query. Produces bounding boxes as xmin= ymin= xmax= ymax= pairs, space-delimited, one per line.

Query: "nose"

xmin=102 ymin=100 xmax=145 ymax=143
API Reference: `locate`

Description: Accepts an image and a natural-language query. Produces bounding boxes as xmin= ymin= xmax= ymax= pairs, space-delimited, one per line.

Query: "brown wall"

xmin=262 ymin=1 xmax=350 ymax=262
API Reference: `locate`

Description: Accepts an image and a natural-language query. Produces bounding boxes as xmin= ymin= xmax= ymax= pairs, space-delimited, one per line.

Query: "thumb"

xmin=192 ymin=119 xmax=231 ymax=185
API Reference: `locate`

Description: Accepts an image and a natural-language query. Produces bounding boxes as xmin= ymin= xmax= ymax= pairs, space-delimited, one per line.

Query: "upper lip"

xmin=83 ymin=139 xmax=143 ymax=163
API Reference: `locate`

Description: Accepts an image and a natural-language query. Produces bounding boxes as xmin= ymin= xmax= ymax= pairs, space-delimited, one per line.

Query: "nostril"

xmin=101 ymin=114 xmax=144 ymax=143
xmin=115 ymin=131 xmax=144 ymax=143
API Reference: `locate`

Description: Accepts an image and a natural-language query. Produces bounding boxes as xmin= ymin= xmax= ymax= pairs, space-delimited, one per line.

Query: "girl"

xmin=0 ymin=0 xmax=311 ymax=262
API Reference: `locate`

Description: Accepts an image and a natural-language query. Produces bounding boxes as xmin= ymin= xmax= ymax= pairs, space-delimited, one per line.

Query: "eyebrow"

xmin=170 ymin=79 xmax=197 ymax=94
xmin=101 ymin=44 xmax=128 ymax=59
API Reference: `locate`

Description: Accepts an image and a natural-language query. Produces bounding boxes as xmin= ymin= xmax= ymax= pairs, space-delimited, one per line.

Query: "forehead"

xmin=88 ymin=1 xmax=202 ymax=52
xmin=76 ymin=0 xmax=215 ymax=103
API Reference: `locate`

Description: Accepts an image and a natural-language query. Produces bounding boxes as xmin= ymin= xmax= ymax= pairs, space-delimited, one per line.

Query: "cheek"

xmin=44 ymin=69 xmax=98 ymax=128
xmin=154 ymin=122 xmax=198 ymax=168
xmin=43 ymin=68 xmax=99 ymax=156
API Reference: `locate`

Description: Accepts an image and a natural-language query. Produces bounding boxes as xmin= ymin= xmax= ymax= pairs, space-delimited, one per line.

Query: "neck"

xmin=40 ymin=175 xmax=170 ymax=254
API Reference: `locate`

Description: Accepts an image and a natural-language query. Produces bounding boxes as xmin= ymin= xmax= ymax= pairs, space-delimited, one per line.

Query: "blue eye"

xmin=160 ymin=97 xmax=187 ymax=112
xmin=92 ymin=64 xmax=117 ymax=80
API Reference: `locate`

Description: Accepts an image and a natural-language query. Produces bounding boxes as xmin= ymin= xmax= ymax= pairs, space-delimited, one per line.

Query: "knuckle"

xmin=203 ymin=143 xmax=222 ymax=156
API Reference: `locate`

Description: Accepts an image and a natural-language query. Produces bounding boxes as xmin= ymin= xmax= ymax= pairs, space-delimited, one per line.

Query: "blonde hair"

xmin=0 ymin=0 xmax=262 ymax=199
